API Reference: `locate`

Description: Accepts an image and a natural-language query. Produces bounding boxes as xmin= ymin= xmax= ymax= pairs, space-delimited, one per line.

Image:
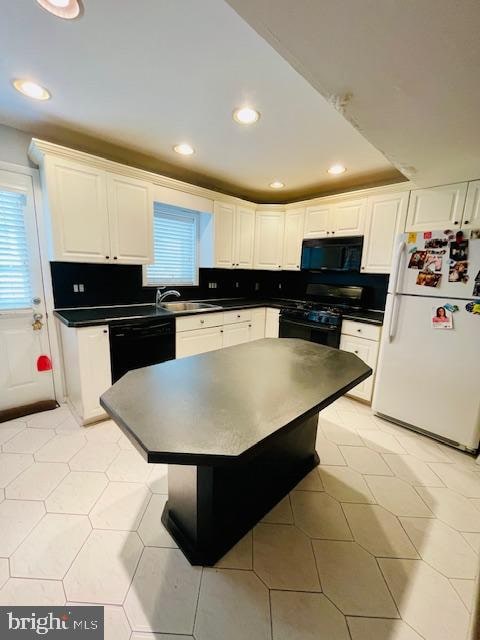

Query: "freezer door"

xmin=393 ymin=233 xmax=480 ymax=299
xmin=373 ymin=293 xmax=480 ymax=450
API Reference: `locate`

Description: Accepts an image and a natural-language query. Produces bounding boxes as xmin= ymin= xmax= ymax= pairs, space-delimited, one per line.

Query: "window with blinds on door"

xmin=0 ymin=189 xmax=32 ymax=310
xmin=143 ymin=202 xmax=199 ymax=287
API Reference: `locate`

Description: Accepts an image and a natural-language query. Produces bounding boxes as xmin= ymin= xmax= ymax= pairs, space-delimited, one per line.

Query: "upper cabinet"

xmin=464 ymin=180 xmax=480 ymax=228
xmin=254 ymin=210 xmax=285 ymax=270
xmin=406 ymin=182 xmax=468 ymax=231
xmin=213 ymin=202 xmax=255 ymax=269
xmin=304 ymin=199 xmax=366 ymax=238
xmin=41 ymin=156 xmax=153 ymax=264
xmin=361 ymin=192 xmax=409 ymax=274
xmin=282 ymin=208 xmax=305 ymax=270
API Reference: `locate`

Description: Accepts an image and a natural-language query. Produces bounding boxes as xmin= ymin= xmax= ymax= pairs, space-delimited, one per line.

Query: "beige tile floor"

xmin=0 ymin=397 xmax=478 ymax=639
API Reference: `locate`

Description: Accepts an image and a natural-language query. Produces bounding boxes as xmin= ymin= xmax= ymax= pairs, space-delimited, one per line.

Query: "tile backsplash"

xmin=50 ymin=262 xmax=389 ymax=310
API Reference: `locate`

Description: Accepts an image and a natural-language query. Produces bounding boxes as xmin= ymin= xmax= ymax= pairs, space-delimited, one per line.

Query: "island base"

xmin=161 ymin=412 xmax=319 ymax=566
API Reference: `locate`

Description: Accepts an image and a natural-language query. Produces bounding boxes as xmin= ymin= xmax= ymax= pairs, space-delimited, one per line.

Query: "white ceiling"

xmin=0 ymin=0 xmax=402 ymax=202
xmin=226 ymin=0 xmax=480 ymax=189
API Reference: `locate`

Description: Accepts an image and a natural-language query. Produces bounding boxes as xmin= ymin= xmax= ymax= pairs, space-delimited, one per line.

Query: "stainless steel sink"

xmin=158 ymin=301 xmax=222 ymax=313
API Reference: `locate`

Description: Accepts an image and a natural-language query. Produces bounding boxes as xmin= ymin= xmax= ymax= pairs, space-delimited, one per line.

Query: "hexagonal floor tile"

xmin=2 ymin=428 xmax=54 ymax=454
xmin=10 ymin=513 xmax=91 ymax=579
xmin=106 ymin=450 xmax=151 ymax=483
xmin=35 ymin=432 xmax=86 ymax=463
xmin=0 ymin=499 xmax=45 ymax=556
xmin=195 ymin=568 xmax=270 ymax=640
xmin=146 ymin=464 xmax=168 ymax=494
xmin=428 ymin=463 xmax=480 ymax=498
xmin=321 ymin=420 xmax=364 ymax=446
xmin=319 ymin=466 xmax=375 ymax=504
xmin=294 ymin=468 xmax=324 ymax=491
xmin=400 ymin=517 xmax=477 ymax=578
xmin=379 ymin=558 xmax=469 ymax=640
xmin=124 ymin=547 xmax=201 ymax=634
xmin=84 ymin=421 xmax=122 ymax=443
xmin=0 ymin=421 xmax=25 ymax=446
xmin=68 ymin=603 xmax=131 ymax=640
xmin=253 ymin=523 xmax=321 ymax=591
xmin=290 ymin=490 xmax=352 ymax=540
xmin=315 ymin=433 xmax=346 ymax=466
xmin=416 ymin=486 xmax=480 ymax=531
xmin=450 ymin=578 xmax=475 ymax=611
xmin=130 ymin=634 xmax=193 ymax=640
xmin=64 ymin=529 xmax=143 ymax=604
xmin=6 ymin=462 xmax=69 ymax=500
xmin=0 ymin=453 xmax=33 ymax=488
xmin=0 ymin=578 xmax=65 ymax=605
xmin=394 ymin=434 xmax=450 ymax=462
xmin=215 ymin=531 xmax=252 ymax=570
xmin=462 ymin=531 xmax=480 ymax=553
xmin=90 ymin=482 xmax=150 ymax=531
xmin=347 ymin=617 xmax=423 ymax=640
xmin=382 ymin=453 xmax=444 ymax=487
xmin=0 ymin=559 xmax=8 ymax=589
xmin=261 ymin=496 xmax=293 ymax=524
xmin=339 ymin=446 xmax=393 ymax=476
xmin=69 ymin=442 xmax=120 ymax=472
xmin=360 ymin=430 xmax=407 ymax=454
xmin=137 ymin=494 xmax=176 ymax=548
xmin=45 ymin=471 xmax=108 ymax=514
xmin=343 ymin=504 xmax=418 ymax=559
xmin=365 ymin=477 xmax=432 ymax=517
xmin=271 ymin=590 xmax=349 ymax=640
xmin=26 ymin=406 xmax=71 ymax=429
xmin=312 ymin=540 xmax=398 ymax=617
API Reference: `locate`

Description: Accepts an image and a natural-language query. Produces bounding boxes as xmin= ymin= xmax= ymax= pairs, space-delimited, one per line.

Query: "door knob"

xmin=32 ymin=312 xmax=43 ymax=331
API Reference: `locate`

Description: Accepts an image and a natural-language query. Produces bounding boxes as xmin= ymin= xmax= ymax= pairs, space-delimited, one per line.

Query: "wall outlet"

xmin=278 ymin=283 xmax=282 ymax=290
xmin=255 ymin=282 xmax=260 ymax=291
xmin=73 ymin=284 xmax=79 ymax=293
xmin=79 ymin=284 xmax=85 ymax=292
xmin=235 ymin=282 xmax=239 ymax=288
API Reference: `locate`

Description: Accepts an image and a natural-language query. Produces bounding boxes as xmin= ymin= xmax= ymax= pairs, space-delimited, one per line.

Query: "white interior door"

xmin=0 ymin=170 xmax=55 ymax=413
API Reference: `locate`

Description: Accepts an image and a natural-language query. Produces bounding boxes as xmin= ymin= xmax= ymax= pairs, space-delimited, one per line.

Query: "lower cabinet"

xmin=176 ymin=326 xmax=223 ymax=358
xmin=222 ymin=322 xmax=251 ymax=347
xmin=59 ymin=323 xmax=112 ymax=424
xmin=265 ymin=308 xmax=280 ymax=338
xmin=339 ymin=320 xmax=380 ymax=403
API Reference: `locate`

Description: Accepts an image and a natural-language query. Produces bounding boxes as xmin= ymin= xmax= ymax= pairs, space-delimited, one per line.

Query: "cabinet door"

xmin=339 ymin=334 xmax=378 ymax=402
xmin=406 ymin=183 xmax=468 ymax=231
xmin=77 ymin=325 xmax=112 ymax=421
xmin=361 ymin=192 xmax=409 ymax=274
xmin=222 ymin=322 xmax=251 ymax=348
xmin=332 ymin=199 xmax=366 ymax=236
xmin=463 ymin=181 xmax=480 ymax=229
xmin=235 ymin=206 xmax=255 ymax=268
xmin=254 ymin=211 xmax=285 ymax=270
xmin=250 ymin=308 xmax=266 ymax=341
xmin=283 ymin=208 xmax=305 ymax=270
xmin=214 ymin=202 xmax=236 ymax=268
xmin=265 ymin=308 xmax=280 ymax=338
xmin=107 ymin=174 xmax=153 ymax=264
xmin=45 ymin=156 xmax=110 ymax=262
xmin=304 ymin=205 xmax=331 ymax=238
xmin=176 ymin=327 xmax=223 ymax=358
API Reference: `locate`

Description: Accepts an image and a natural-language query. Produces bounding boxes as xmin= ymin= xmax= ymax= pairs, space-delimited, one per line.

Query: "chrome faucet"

xmin=156 ymin=287 xmax=181 ymax=306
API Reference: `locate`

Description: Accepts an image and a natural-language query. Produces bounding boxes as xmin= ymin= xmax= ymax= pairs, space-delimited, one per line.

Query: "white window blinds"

xmin=0 ymin=189 xmax=32 ymax=310
xmin=144 ymin=202 xmax=199 ymax=286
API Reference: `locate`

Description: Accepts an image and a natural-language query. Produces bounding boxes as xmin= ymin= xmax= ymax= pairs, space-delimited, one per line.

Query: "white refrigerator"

xmin=373 ymin=229 xmax=480 ymax=451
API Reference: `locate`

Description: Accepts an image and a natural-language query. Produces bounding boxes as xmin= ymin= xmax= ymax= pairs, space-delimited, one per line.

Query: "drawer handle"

xmin=357 ymin=328 xmax=362 ymax=332
xmin=354 ymin=350 xmax=359 ymax=354
xmin=237 ymin=314 xmax=241 ymax=318
xmin=200 ymin=319 xmax=205 ymax=324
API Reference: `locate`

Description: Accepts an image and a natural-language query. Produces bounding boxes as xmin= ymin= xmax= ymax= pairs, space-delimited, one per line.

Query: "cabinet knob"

xmin=354 ymin=350 xmax=359 ymax=354
xmin=331 ymin=231 xmax=335 ymax=234
xmin=248 ymin=324 xmax=252 ymax=328
xmin=106 ymin=256 xmax=110 ymax=259
xmin=464 ymin=220 xmax=470 ymax=225
xmin=113 ymin=256 xmax=118 ymax=260
xmin=200 ymin=319 xmax=205 ymax=324
xmin=237 ymin=314 xmax=241 ymax=318
xmin=220 ymin=329 xmax=223 ymax=333
xmin=357 ymin=328 xmax=362 ymax=332
xmin=326 ymin=231 xmax=330 ymax=235
xmin=361 ymin=266 xmax=365 ymax=270
xmin=454 ymin=221 xmax=459 ymax=225
xmin=103 ymin=329 xmax=108 ymax=334
xmin=232 ymin=263 xmax=235 ymax=266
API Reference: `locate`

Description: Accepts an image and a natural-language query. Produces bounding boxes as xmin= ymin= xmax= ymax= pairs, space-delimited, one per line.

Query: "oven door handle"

xmin=280 ymin=318 xmax=338 ymax=332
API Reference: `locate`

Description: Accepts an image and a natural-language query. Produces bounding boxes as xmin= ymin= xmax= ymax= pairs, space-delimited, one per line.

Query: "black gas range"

xmin=279 ymin=284 xmax=364 ymax=349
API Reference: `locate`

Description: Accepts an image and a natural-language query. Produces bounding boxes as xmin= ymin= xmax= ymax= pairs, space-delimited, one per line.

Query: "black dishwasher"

xmin=109 ymin=317 xmax=175 ymax=382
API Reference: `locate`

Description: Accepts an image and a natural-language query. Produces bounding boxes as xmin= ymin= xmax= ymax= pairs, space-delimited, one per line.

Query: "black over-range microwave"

xmin=300 ymin=236 xmax=363 ymax=272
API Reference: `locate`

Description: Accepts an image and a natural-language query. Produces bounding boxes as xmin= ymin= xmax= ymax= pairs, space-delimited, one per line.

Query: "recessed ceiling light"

xmin=13 ymin=79 xmax=51 ymax=101
xmin=233 ymin=107 xmax=260 ymax=125
xmin=36 ymin=0 xmax=81 ymax=19
xmin=269 ymin=181 xmax=285 ymax=189
xmin=173 ymin=143 xmax=195 ymax=156
xmin=328 ymin=164 xmax=346 ymax=175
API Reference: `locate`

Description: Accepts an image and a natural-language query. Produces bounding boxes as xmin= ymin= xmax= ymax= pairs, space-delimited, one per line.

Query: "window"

xmin=144 ymin=202 xmax=199 ymax=287
xmin=0 ymin=189 xmax=32 ymax=310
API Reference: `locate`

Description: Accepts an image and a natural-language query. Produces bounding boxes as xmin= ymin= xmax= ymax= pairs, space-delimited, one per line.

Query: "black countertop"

xmin=100 ymin=338 xmax=372 ymax=465
xmin=54 ymin=298 xmax=384 ymax=327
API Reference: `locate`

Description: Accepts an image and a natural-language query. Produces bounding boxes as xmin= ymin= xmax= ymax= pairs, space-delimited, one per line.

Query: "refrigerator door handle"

xmin=388 ymin=239 xmax=406 ymax=341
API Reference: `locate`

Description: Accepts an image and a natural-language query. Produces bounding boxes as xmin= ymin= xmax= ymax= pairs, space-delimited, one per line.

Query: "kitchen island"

xmin=100 ymin=338 xmax=371 ymax=565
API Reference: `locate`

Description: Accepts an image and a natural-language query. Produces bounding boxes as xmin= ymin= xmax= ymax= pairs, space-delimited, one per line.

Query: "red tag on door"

xmin=37 ymin=355 xmax=52 ymax=372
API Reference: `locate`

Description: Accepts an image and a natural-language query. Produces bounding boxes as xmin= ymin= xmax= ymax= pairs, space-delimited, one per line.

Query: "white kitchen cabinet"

xmin=44 ymin=156 xmax=111 ymax=262
xmin=222 ymin=321 xmax=251 ymax=347
xmin=304 ymin=205 xmax=332 ymax=238
xmin=254 ymin=211 xmax=285 ymax=270
xmin=361 ymin=192 xmax=409 ymax=274
xmin=214 ymin=201 xmax=236 ymax=268
xmin=265 ymin=308 xmax=280 ymax=338
xmin=107 ymin=174 xmax=153 ymax=264
xmin=176 ymin=326 xmax=223 ymax=358
xmin=283 ymin=208 xmax=305 ymax=270
xmin=333 ymin=199 xmax=366 ymax=236
xmin=464 ymin=180 xmax=480 ymax=229
xmin=59 ymin=323 xmax=112 ymax=424
xmin=250 ymin=308 xmax=266 ymax=340
xmin=235 ymin=206 xmax=255 ymax=268
xmin=340 ymin=319 xmax=381 ymax=403
xmin=406 ymin=182 xmax=468 ymax=231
